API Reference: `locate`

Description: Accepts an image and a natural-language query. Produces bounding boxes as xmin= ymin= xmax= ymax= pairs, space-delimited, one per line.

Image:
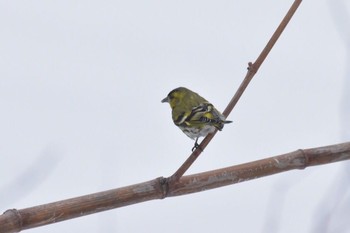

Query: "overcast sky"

xmin=1 ymin=0 xmax=349 ymax=232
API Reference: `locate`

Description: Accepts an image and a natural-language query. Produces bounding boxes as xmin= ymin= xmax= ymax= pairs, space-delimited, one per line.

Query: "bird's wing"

xmin=188 ymin=103 xmax=228 ymax=130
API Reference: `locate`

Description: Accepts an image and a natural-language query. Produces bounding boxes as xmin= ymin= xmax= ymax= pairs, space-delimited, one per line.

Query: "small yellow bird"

xmin=162 ymin=87 xmax=232 ymax=151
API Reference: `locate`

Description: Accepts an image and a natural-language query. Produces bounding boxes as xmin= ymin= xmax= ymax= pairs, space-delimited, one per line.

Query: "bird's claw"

xmin=191 ymin=141 xmax=203 ymax=152
xmin=191 ymin=143 xmax=199 ymax=152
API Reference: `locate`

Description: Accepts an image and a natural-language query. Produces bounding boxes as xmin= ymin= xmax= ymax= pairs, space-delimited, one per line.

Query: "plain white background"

xmin=1 ymin=0 xmax=349 ymax=232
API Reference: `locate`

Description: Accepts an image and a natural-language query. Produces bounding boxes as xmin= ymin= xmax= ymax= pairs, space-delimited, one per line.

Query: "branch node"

xmin=247 ymin=62 xmax=257 ymax=74
xmin=297 ymin=149 xmax=309 ymax=169
xmin=4 ymin=208 xmax=23 ymax=231
xmin=159 ymin=177 xmax=169 ymax=199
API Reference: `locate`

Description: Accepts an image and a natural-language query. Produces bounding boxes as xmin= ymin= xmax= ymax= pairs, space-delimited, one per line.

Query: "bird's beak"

xmin=161 ymin=96 xmax=169 ymax=103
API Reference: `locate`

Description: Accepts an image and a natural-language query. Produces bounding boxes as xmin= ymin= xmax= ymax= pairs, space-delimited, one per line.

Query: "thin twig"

xmin=169 ymin=0 xmax=303 ymax=182
xmin=1 ymin=141 xmax=349 ymax=233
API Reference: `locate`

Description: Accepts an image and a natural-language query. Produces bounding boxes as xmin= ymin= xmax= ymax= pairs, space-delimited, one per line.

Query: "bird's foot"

xmin=191 ymin=143 xmax=199 ymax=152
xmin=191 ymin=139 xmax=203 ymax=152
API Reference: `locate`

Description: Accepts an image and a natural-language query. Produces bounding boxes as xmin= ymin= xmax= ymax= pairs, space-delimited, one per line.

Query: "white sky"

xmin=0 ymin=0 xmax=349 ymax=232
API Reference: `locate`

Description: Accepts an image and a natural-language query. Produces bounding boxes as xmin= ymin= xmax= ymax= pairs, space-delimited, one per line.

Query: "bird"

xmin=161 ymin=87 xmax=232 ymax=151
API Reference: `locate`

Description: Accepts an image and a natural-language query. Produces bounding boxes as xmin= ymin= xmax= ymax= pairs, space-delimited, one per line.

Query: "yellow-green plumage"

xmin=162 ymin=87 xmax=232 ymax=150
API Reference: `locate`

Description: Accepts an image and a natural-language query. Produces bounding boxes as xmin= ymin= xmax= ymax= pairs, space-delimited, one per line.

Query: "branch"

xmin=1 ymin=141 xmax=350 ymax=233
xmin=169 ymin=0 xmax=303 ymax=182
xmin=0 ymin=1 xmax=308 ymax=232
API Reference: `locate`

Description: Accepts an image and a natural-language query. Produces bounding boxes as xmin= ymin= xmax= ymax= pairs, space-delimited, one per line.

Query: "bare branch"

xmin=169 ymin=0 xmax=303 ymax=182
xmin=1 ymin=141 xmax=350 ymax=233
xmin=0 ymin=1 xmax=312 ymax=232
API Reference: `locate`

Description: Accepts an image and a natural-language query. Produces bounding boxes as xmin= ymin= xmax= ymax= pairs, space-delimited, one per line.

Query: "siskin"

xmin=161 ymin=87 xmax=232 ymax=151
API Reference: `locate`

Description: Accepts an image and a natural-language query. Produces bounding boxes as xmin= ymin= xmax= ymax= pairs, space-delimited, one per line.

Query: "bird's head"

xmin=161 ymin=87 xmax=188 ymax=109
